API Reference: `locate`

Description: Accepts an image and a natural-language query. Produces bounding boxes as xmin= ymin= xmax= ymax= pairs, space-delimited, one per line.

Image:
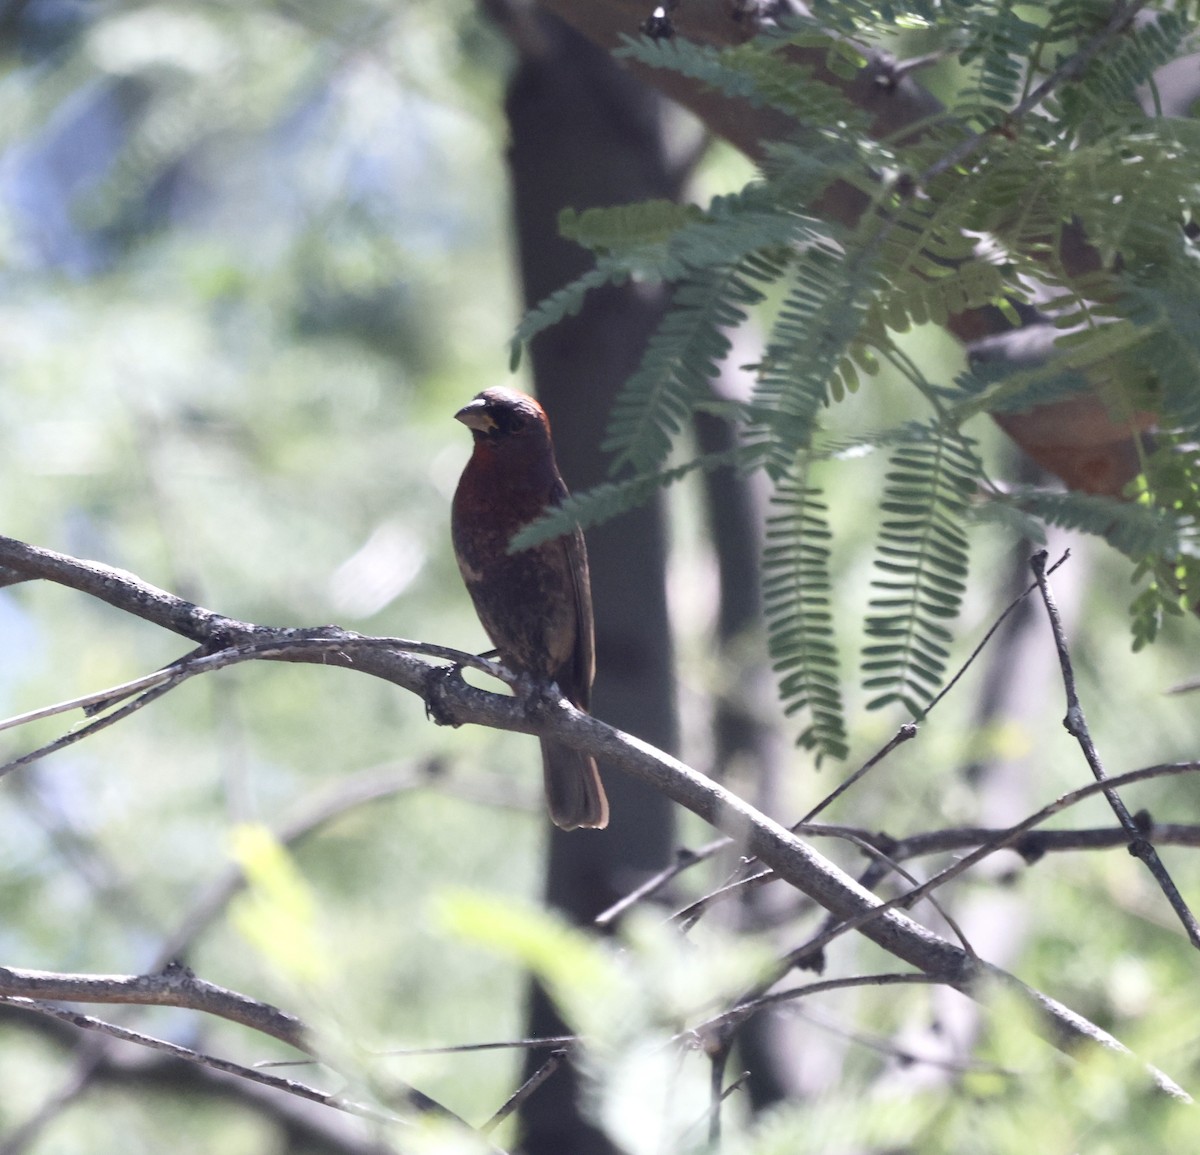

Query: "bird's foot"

xmin=423 ymin=663 xmax=464 ymax=727
xmin=516 ymin=675 xmax=561 ymax=723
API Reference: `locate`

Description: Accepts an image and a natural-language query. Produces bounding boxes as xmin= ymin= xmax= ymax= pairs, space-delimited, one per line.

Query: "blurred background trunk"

xmin=501 ymin=12 xmax=682 ymax=1151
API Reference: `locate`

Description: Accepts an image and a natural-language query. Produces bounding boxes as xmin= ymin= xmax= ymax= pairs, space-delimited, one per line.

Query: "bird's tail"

xmin=540 ymin=739 xmax=609 ymax=830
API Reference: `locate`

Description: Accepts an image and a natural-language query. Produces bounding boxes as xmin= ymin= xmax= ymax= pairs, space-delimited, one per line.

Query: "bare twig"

xmin=0 ymin=668 xmax=179 ymax=733
xmin=1 ymin=989 xmax=506 ymax=1142
xmin=0 ymin=962 xmax=307 ymax=1049
xmin=594 ymin=842 xmax=722 ymax=927
xmin=0 ymin=960 xmax=496 ymax=1131
xmin=707 ymin=1043 xmax=731 ymax=1146
xmin=375 ymin=1036 xmax=575 ymax=1058
xmin=1031 ymin=550 xmax=1200 ymax=949
xmin=480 ymin=1050 xmax=566 ymax=1135
xmin=0 ymin=534 xmax=1188 ymax=1096
xmin=654 ymin=555 xmax=1074 ymax=936
xmin=0 ymin=633 xmax=509 ymax=785
xmin=920 ymin=0 xmax=1153 ymax=184
xmin=0 ymin=997 xmax=402 ymax=1125
xmin=782 ymin=1003 xmax=1017 ymax=1077
xmin=806 ymin=817 xmax=1200 ymax=865
xmin=662 ymin=816 xmax=1200 ymax=911
xmin=674 ymin=825 xmax=978 ymax=964
xmin=774 ymin=762 xmax=1200 ymax=980
xmin=694 ymin=972 xmax=940 ymax=1041
xmin=798 ymin=723 xmax=921 ymax=827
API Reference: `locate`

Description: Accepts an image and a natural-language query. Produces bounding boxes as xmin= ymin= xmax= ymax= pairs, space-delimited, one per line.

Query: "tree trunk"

xmin=502 ymin=11 xmax=685 ymax=1150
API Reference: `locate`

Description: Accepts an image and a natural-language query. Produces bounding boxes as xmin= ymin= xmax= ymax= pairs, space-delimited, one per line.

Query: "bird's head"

xmin=455 ymin=387 xmax=552 ymax=445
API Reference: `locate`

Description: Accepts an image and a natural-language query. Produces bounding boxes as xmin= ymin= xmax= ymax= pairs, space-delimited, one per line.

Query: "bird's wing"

xmin=552 ymin=476 xmax=595 ymax=711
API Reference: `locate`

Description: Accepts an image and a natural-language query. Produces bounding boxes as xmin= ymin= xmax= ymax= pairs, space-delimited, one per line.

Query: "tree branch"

xmin=0 ymin=962 xmax=307 ymax=1050
xmin=0 ymin=997 xmax=409 ymax=1127
xmin=0 ymin=533 xmax=1189 ymax=1098
xmin=1031 ymin=549 xmax=1200 ymax=948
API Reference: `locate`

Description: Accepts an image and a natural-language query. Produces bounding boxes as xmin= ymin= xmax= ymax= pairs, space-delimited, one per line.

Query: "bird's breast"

xmin=451 ymin=453 xmax=578 ymax=680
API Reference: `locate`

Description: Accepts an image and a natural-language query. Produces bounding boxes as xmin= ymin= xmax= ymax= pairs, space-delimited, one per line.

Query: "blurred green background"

xmin=1 ymin=2 xmax=1199 ymax=1152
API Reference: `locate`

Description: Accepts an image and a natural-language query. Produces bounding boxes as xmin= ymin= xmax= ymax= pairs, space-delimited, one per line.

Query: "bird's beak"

xmin=455 ymin=397 xmax=496 ymax=433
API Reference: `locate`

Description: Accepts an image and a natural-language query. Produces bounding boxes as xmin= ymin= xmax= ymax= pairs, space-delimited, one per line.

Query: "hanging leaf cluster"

xmin=511 ymin=1 xmax=1200 ymax=761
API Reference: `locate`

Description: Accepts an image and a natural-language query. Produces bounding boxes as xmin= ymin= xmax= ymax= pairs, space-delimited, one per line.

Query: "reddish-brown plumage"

xmin=451 ymin=387 xmax=609 ymax=830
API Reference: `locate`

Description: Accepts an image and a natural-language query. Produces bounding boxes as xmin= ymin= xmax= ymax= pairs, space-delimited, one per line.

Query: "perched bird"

xmin=451 ymin=387 xmax=609 ymax=830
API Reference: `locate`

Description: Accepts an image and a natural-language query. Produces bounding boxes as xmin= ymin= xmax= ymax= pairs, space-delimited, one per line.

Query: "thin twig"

xmin=375 ymin=1036 xmax=576 ymax=1058
xmin=654 ymin=552 xmax=1072 ymax=935
xmin=0 ymin=668 xmax=178 ymax=733
xmin=0 ymin=635 xmax=509 ymax=783
xmin=674 ymin=825 xmax=978 ymax=963
xmin=1031 ymin=550 xmax=1200 ymax=949
xmin=920 ymin=550 xmax=1070 ymax=718
xmin=0 ymin=534 xmax=1188 ymax=1094
xmin=0 ymin=677 xmax=186 ymax=782
xmin=675 ymin=1064 xmax=748 ymax=1151
xmin=775 ymin=761 xmax=1200 ymax=973
xmin=797 ymin=723 xmax=920 ymax=827
xmin=920 ymin=0 xmax=1153 ymax=184
xmin=694 ymin=972 xmax=940 ymax=1041
xmin=780 ymin=1003 xmax=1019 ymax=1078
xmin=0 ymin=961 xmax=308 ymax=1050
xmin=707 ymin=1043 xmax=731 ymax=1146
xmin=0 ymin=997 xmax=402 ymax=1124
xmin=594 ymin=842 xmax=720 ymax=927
xmin=806 ymin=817 xmax=1200 ymax=864
xmin=255 ymin=1033 xmax=578 ymax=1070
xmin=480 ymin=1050 xmax=566 ymax=1136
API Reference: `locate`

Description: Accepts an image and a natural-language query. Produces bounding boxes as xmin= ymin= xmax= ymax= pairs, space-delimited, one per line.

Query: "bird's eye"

xmin=494 ymin=408 xmax=526 ymax=435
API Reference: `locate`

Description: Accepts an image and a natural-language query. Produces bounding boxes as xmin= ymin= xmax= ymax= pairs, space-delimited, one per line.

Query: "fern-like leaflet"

xmin=749 ymin=238 xmax=875 ymax=477
xmin=764 ymin=469 xmax=849 ymax=761
xmin=863 ymin=426 xmax=980 ymax=715
xmin=604 ymin=266 xmax=766 ymax=475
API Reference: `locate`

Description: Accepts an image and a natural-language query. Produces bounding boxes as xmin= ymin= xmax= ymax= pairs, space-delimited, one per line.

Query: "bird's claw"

xmin=423 ymin=663 xmax=463 ymax=727
xmin=516 ymin=675 xmax=561 ymax=723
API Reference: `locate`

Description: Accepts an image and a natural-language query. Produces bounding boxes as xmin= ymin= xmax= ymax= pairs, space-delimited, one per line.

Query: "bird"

xmin=451 ymin=386 xmax=610 ymax=831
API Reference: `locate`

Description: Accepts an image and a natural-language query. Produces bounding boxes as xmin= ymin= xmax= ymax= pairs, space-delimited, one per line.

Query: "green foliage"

xmin=748 ymin=236 xmax=877 ymax=478
xmin=510 ymin=453 xmax=742 ymax=550
xmin=863 ymin=425 xmax=979 ymax=714
xmin=440 ymin=894 xmax=776 ymax=1151
xmin=721 ymin=982 xmax=1197 ymax=1154
xmin=996 ymin=486 xmax=1187 ymax=561
xmin=511 ymin=263 xmax=627 ymax=368
xmin=764 ymin=471 xmax=849 ymax=761
xmin=515 ymin=0 xmax=1200 ymax=753
xmin=604 ymin=265 xmax=767 ymax=474
xmin=956 ymin=4 xmax=1045 ymax=122
xmin=558 ymin=200 xmax=708 ymax=255
xmin=616 ymin=32 xmax=867 ymax=128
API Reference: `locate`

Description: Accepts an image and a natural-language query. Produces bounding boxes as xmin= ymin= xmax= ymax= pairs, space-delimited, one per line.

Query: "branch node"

xmin=1063 ymin=705 xmax=1086 ymax=736
xmin=1127 ymin=838 xmax=1155 ymax=862
xmin=792 ymin=947 xmax=826 ymax=975
xmin=1014 ymin=832 xmax=1048 ymax=865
